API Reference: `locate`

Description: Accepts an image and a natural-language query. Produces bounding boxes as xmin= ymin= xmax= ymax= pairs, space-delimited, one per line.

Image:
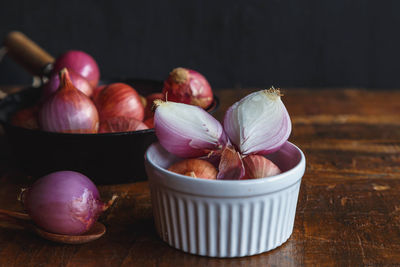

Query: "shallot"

xmin=95 ymin=83 xmax=144 ymax=122
xmin=156 ymin=87 xmax=292 ymax=180
xmin=38 ymin=68 xmax=99 ymax=133
xmin=162 ymin=67 xmax=213 ymax=109
xmin=223 ymin=88 xmax=291 ymax=155
xmin=168 ymin=159 xmax=217 ymax=179
xmin=52 ymin=50 xmax=100 ymax=88
xmin=42 ymin=68 xmax=93 ymax=99
xmin=23 ymin=171 xmax=116 ymax=235
xmin=242 ymin=155 xmax=281 ymax=179
xmin=154 ymin=100 xmax=228 ymax=158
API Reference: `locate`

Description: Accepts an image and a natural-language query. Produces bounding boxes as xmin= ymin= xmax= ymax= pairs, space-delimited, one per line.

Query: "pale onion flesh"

xmin=223 ymin=88 xmax=291 ymax=155
xmin=154 ymin=101 xmax=228 ymax=158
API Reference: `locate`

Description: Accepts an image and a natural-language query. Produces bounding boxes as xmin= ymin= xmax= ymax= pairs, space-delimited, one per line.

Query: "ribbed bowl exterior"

xmin=150 ymin=182 xmax=300 ymax=257
xmin=145 ymin=142 xmax=305 ymax=258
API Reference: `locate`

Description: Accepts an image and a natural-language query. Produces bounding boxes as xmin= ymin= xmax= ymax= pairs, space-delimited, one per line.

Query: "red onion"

xmin=99 ymin=116 xmax=149 ymax=133
xmin=23 ymin=171 xmax=113 ymax=235
xmin=162 ymin=67 xmax=214 ymax=109
xmin=154 ymin=100 xmax=228 ymax=158
xmin=223 ymin=88 xmax=291 ymax=155
xmin=92 ymin=85 xmax=106 ymax=103
xmin=42 ymin=68 xmax=93 ymax=99
xmin=38 ymin=68 xmax=99 ymax=133
xmin=95 ymin=83 xmax=145 ymax=122
xmin=52 ymin=50 xmax=100 ymax=88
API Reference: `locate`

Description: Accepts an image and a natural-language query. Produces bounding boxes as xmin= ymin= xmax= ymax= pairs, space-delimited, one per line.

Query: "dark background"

xmin=1 ymin=0 xmax=400 ymax=89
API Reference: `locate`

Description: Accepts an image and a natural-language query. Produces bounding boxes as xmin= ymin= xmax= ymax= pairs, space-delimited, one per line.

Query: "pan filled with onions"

xmin=0 ymin=32 xmax=218 ymax=184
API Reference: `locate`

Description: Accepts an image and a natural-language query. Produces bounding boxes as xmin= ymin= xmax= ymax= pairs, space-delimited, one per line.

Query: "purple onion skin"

xmin=42 ymin=68 xmax=93 ymax=100
xmin=24 ymin=171 xmax=105 ymax=235
xmin=39 ymin=69 xmax=99 ymax=133
xmin=52 ymin=50 xmax=100 ymax=88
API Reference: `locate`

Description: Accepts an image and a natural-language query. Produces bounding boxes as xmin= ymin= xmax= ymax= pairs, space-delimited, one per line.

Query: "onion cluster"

xmin=154 ymin=88 xmax=291 ymax=180
xmin=11 ymin=52 xmax=215 ymax=133
xmin=38 ymin=69 xmax=147 ymax=134
xmin=6 ymin=49 xmax=221 ymax=237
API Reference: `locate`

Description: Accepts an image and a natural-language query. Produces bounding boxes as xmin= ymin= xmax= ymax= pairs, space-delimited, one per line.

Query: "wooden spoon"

xmin=0 ymin=208 xmax=106 ymax=244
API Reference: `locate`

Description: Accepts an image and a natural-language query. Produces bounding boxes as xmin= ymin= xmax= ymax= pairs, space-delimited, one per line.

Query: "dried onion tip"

xmin=52 ymin=50 xmax=100 ymax=88
xmin=42 ymin=68 xmax=93 ymax=100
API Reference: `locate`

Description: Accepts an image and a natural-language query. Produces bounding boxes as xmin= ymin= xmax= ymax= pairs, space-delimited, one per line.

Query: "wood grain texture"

xmin=0 ymin=87 xmax=399 ymax=266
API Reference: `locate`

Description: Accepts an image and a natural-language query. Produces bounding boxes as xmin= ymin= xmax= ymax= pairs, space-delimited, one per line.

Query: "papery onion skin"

xmin=223 ymin=88 xmax=291 ymax=155
xmin=42 ymin=68 xmax=93 ymax=99
xmin=154 ymin=101 xmax=228 ymax=158
xmin=38 ymin=69 xmax=99 ymax=133
xmin=23 ymin=171 xmax=106 ymax=235
xmin=95 ymin=83 xmax=145 ymax=122
xmin=168 ymin=159 xmax=217 ymax=179
xmin=162 ymin=67 xmax=213 ymax=109
xmin=92 ymin=85 xmax=106 ymax=103
xmin=52 ymin=50 xmax=100 ymax=88
xmin=242 ymin=155 xmax=281 ymax=179
xmin=99 ymin=116 xmax=149 ymax=133
xmin=217 ymin=145 xmax=245 ymax=180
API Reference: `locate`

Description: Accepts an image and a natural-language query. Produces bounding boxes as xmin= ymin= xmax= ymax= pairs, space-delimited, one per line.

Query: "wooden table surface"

xmin=0 ymin=86 xmax=399 ymax=266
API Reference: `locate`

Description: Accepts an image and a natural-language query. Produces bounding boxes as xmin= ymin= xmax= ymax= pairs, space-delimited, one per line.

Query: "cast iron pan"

xmin=0 ymin=32 xmax=219 ymax=184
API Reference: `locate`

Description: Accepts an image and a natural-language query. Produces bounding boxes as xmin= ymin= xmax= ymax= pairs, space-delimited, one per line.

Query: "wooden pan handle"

xmin=3 ymin=31 xmax=55 ymax=76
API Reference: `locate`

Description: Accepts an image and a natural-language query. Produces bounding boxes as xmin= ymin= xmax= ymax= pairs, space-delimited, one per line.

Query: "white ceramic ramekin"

xmin=145 ymin=142 xmax=305 ymax=258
